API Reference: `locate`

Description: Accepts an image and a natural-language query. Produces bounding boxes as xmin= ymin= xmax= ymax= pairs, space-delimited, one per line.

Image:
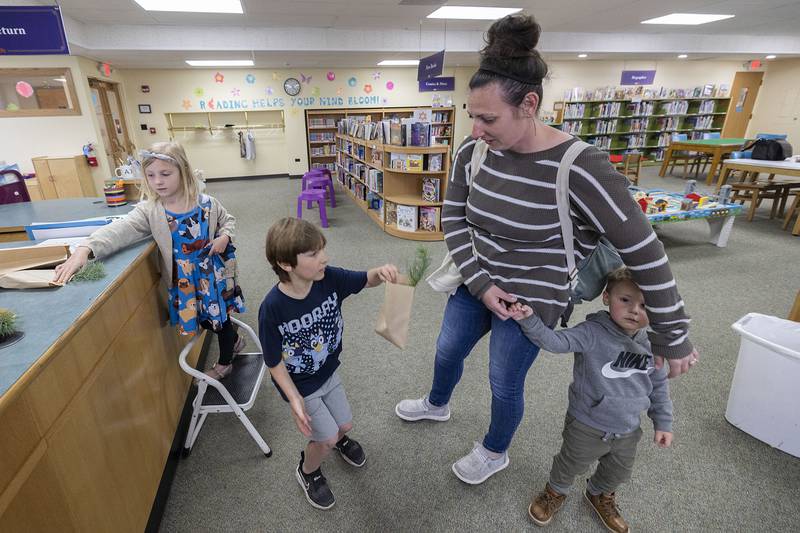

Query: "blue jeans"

xmin=428 ymin=285 xmax=541 ymax=453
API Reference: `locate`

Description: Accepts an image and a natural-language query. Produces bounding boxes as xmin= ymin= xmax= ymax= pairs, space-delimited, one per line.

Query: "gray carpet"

xmin=160 ymin=167 xmax=800 ymax=532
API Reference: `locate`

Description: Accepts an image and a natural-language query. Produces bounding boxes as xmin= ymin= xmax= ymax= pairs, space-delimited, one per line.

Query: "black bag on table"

xmin=749 ymin=139 xmax=793 ymax=161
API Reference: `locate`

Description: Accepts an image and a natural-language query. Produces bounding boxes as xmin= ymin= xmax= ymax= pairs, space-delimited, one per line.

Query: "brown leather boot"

xmin=584 ymin=490 xmax=629 ymax=533
xmin=528 ymin=483 xmax=567 ymax=526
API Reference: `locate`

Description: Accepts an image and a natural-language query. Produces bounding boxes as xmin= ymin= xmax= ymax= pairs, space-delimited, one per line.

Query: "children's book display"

xmin=421 ymin=177 xmax=440 ymax=202
xmin=396 ymin=204 xmax=418 ymax=232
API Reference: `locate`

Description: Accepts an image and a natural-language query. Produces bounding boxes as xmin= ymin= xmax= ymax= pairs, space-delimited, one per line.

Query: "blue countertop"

xmin=0 ymin=239 xmax=153 ymax=398
xmin=0 ymin=197 xmax=134 ymax=229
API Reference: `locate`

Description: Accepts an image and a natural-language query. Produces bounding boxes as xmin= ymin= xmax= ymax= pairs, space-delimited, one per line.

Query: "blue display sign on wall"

xmin=620 ymin=70 xmax=656 ymax=86
xmin=419 ymin=77 xmax=455 ymax=92
xmin=418 ymin=50 xmax=445 ymax=81
xmin=0 ymin=6 xmax=70 ymax=55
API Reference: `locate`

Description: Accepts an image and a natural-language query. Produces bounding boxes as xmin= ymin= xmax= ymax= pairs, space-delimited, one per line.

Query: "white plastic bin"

xmin=726 ymin=313 xmax=800 ymax=457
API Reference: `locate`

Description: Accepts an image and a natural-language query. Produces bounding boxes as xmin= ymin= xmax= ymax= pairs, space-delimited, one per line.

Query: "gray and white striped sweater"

xmin=442 ymin=137 xmax=692 ymax=359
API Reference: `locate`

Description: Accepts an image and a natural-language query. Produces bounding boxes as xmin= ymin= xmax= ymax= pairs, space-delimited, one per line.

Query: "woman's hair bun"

xmin=483 ymin=14 xmax=541 ymax=58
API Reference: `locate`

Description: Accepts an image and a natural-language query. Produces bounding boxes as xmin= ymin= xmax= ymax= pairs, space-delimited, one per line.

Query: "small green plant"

xmin=0 ymin=309 xmax=17 ymax=339
xmin=71 ymin=261 xmax=106 ymax=282
xmin=406 ymin=245 xmax=432 ymax=287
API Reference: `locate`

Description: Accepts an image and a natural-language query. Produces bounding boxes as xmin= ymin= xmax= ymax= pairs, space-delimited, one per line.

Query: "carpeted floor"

xmin=159 ymin=166 xmax=800 ymax=532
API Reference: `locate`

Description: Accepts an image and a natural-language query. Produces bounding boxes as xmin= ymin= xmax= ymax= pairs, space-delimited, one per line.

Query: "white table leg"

xmin=707 ymin=215 xmax=736 ymax=247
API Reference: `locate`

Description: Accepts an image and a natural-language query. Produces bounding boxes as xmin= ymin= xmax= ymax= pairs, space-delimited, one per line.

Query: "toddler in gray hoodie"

xmin=511 ymin=267 xmax=673 ymax=533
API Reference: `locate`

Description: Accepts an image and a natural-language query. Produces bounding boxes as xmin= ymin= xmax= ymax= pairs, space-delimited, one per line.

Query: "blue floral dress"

xmin=166 ymin=198 xmax=245 ymax=335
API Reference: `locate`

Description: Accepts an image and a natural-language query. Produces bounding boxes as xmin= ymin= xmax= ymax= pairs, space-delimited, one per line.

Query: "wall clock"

xmin=283 ymin=78 xmax=301 ymax=96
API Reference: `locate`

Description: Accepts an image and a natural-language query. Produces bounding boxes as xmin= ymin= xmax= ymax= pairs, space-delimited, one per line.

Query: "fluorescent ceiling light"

xmin=377 ymin=60 xmax=420 ymax=66
xmin=186 ymin=60 xmax=253 ymax=66
xmin=427 ymin=6 xmax=522 ymax=20
xmin=578 ymin=54 xmax=588 ymax=58
xmin=678 ymin=54 xmax=688 ymax=59
xmin=641 ymin=13 xmax=734 ymax=25
xmin=133 ymin=0 xmax=243 ymax=14
xmin=766 ymin=54 xmax=776 ymax=59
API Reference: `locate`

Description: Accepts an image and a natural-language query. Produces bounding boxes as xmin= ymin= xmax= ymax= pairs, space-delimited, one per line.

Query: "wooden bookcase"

xmin=305 ymin=110 xmax=344 ymax=173
xmin=554 ymin=96 xmax=732 ymax=163
xmin=306 ymin=107 xmax=454 ymax=241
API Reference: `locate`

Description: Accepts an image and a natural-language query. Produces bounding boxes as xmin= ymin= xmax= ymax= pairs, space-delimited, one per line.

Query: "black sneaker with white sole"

xmin=335 ymin=436 xmax=366 ymax=467
xmin=296 ymin=452 xmax=335 ymax=510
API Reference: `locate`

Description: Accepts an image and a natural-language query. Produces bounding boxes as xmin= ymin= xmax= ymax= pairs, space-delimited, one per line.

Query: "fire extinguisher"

xmin=83 ymin=142 xmax=99 ymax=167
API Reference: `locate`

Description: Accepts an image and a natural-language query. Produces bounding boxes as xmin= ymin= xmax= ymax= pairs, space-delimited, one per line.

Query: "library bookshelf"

xmin=306 ymin=107 xmax=454 ymax=241
xmin=553 ymin=96 xmax=732 ymax=163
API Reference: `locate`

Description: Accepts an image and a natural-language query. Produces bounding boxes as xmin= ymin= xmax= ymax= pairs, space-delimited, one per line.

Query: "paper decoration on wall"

xmin=382 ymin=97 xmax=389 ymax=105
xmin=300 ymin=73 xmax=312 ymax=84
xmin=214 ymin=72 xmax=224 ymax=83
xmin=181 ymin=99 xmax=192 ymax=110
xmin=386 ymin=81 xmax=394 ymax=91
xmin=231 ymin=88 xmax=241 ymax=97
xmin=290 ymin=107 xmax=299 ymax=116
xmin=266 ymin=87 xmax=274 ymax=96
xmin=194 ymin=87 xmax=204 ymax=97
xmin=326 ymin=71 xmax=335 ymax=81
xmin=245 ymin=73 xmax=256 ymax=84
xmin=336 ymin=87 xmax=343 ymax=96
xmin=348 ymin=77 xmax=357 ymax=87
xmin=272 ymin=72 xmax=279 ymax=81
xmin=363 ymin=84 xmax=373 ymax=94
xmin=372 ymin=71 xmax=381 ymax=80
xmin=311 ymin=87 xmax=320 ymax=97
xmin=6 ymin=103 xmax=19 ymax=111
xmin=15 ymin=81 xmax=34 ymax=98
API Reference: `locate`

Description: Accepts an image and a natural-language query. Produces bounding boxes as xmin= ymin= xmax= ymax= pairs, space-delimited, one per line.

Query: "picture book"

xmin=421 ymin=177 xmax=440 ymax=202
xmin=385 ymin=201 xmax=397 ymax=226
xmin=428 ymin=153 xmax=443 ymax=172
xmin=419 ymin=207 xmax=440 ymax=232
xmin=406 ymin=154 xmax=424 ymax=172
xmin=396 ymin=204 xmax=418 ymax=232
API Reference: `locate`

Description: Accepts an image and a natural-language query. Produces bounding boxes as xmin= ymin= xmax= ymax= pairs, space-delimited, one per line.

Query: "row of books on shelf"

xmin=687 ymin=116 xmax=716 ymax=129
xmin=310 ymin=144 xmax=335 ymax=156
xmin=311 ymin=162 xmax=336 ymax=171
xmin=431 ymin=111 xmax=451 ymax=123
xmin=309 ymin=117 xmax=337 ymax=127
xmin=563 ymin=83 xmax=731 ymax=102
xmin=389 ymin=153 xmax=443 ymax=172
xmin=337 ymin=111 xmax=445 ymax=147
xmin=595 ymin=120 xmax=617 ymax=134
xmin=310 ymin=132 xmax=336 ymax=142
xmin=386 ymin=203 xmax=441 ymax=233
xmin=663 ymin=100 xmax=689 ymax=115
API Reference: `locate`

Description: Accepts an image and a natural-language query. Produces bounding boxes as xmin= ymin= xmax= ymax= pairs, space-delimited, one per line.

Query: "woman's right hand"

xmin=480 ymin=284 xmax=518 ymax=320
xmin=53 ymin=246 xmax=91 ymax=284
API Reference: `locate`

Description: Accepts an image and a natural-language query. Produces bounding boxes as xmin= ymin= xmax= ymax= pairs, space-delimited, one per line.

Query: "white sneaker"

xmin=451 ymin=442 xmax=509 ymax=485
xmin=395 ymin=395 xmax=450 ymax=421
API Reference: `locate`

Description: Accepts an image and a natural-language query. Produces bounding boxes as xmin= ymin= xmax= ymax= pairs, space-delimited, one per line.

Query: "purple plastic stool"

xmin=302 ymin=168 xmax=332 ymax=190
xmin=297 ymin=189 xmax=328 ymax=228
xmin=307 ymin=176 xmax=336 ymax=208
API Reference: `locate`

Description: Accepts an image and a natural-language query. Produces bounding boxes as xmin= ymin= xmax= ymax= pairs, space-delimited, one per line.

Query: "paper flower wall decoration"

xmin=326 ymin=71 xmax=336 ymax=81
xmin=194 ymin=87 xmax=204 ymax=97
xmin=372 ymin=71 xmax=382 ymax=80
xmin=231 ymin=88 xmax=241 ymax=97
xmin=214 ymin=72 xmax=224 ymax=84
xmin=386 ymin=81 xmax=395 ymax=91
xmin=348 ymin=77 xmax=357 ymax=87
xmin=181 ymin=99 xmax=192 ymax=110
xmin=266 ymin=87 xmax=274 ymax=96
xmin=363 ymin=84 xmax=373 ymax=94
xmin=245 ymin=73 xmax=256 ymax=84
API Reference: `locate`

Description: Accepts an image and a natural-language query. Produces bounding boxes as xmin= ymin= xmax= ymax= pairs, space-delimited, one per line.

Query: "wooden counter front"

xmin=0 ymin=243 xmax=203 ymax=532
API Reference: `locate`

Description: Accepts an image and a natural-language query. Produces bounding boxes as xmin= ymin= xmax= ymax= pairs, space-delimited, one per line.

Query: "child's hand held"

xmin=654 ymin=430 xmax=673 ymax=448
xmin=378 ymin=263 xmax=399 ymax=283
xmin=208 ymin=234 xmax=230 ymax=256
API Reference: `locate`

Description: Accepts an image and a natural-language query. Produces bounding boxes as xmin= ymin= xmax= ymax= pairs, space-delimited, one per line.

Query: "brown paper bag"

xmin=375 ymin=274 xmax=415 ymax=349
xmin=0 ymin=245 xmax=70 ymax=277
xmin=0 ymin=269 xmax=63 ymax=289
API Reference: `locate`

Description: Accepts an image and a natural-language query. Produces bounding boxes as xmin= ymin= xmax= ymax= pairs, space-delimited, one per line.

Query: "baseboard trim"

xmin=205 ymin=173 xmax=289 ymax=182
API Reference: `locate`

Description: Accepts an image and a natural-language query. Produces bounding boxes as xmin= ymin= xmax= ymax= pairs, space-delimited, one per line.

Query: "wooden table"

xmin=659 ymin=138 xmax=750 ymax=185
xmin=716 ymin=158 xmax=800 ymax=191
xmin=643 ymin=190 xmax=744 ymax=247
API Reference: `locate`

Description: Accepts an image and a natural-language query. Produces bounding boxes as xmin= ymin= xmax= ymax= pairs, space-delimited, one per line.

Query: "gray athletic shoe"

xmin=395 ymin=395 xmax=451 ymax=421
xmin=451 ymin=442 xmax=509 ymax=485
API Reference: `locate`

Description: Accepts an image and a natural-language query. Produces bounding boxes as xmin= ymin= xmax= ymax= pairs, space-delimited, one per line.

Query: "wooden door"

xmin=32 ymin=158 xmax=57 ymax=200
xmin=88 ymin=79 xmax=135 ymax=168
xmin=49 ymin=158 xmax=84 ymax=198
xmin=722 ymin=71 xmax=764 ymax=138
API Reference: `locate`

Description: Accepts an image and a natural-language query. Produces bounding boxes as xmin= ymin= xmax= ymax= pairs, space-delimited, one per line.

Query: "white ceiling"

xmin=11 ymin=0 xmax=800 ymax=67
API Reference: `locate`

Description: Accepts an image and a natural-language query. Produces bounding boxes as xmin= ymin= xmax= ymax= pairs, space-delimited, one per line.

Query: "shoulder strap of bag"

xmin=555 ymin=140 xmax=592 ymax=290
xmin=468 ymin=139 xmax=489 ymax=189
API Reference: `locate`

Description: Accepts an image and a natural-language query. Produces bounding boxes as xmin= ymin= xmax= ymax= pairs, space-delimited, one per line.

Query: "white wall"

xmin=747 ymin=59 xmax=800 ymax=147
xmin=0 ymin=55 xmax=127 ymax=192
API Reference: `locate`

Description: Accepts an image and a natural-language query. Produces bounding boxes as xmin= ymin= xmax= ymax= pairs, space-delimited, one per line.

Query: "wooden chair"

xmin=620 ymin=152 xmax=642 ymax=185
xmin=784 ymin=191 xmax=800 ymax=235
xmin=667 ymin=134 xmax=704 ymax=179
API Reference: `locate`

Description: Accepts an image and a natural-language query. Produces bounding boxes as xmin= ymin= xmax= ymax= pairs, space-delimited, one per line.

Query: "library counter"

xmin=0 ymin=238 xmax=203 ymax=531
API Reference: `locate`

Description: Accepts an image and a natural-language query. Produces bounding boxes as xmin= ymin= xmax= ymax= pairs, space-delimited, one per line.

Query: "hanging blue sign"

xmin=418 ymin=50 xmax=445 ymax=81
xmin=0 ymin=6 xmax=70 ymax=55
xmin=419 ymin=77 xmax=455 ymax=92
xmin=620 ymin=70 xmax=656 ymax=86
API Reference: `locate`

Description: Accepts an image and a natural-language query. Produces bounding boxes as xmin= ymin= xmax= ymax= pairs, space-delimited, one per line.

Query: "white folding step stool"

xmin=178 ymin=316 xmax=272 ymax=457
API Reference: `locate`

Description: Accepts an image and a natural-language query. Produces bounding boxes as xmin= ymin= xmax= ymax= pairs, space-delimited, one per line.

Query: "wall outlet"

xmin=294 ymin=158 xmax=301 ymax=162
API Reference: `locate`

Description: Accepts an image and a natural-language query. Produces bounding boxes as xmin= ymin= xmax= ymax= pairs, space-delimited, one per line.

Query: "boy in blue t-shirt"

xmin=259 ymin=217 xmax=398 ymax=510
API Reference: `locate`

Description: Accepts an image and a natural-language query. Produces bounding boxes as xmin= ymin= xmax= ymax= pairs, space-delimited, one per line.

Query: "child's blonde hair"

xmin=266 ymin=217 xmax=327 ymax=283
xmin=139 ymin=142 xmax=203 ymax=203
xmin=605 ymin=266 xmax=637 ymax=294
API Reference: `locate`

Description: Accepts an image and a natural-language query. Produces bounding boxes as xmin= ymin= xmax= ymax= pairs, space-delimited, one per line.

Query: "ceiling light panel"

xmin=377 ymin=60 xmax=420 ymax=66
xmin=427 ymin=6 xmax=522 ymax=20
xmin=641 ymin=13 xmax=735 ymax=25
xmin=186 ymin=60 xmax=253 ymax=66
xmin=134 ymin=0 xmax=243 ymax=14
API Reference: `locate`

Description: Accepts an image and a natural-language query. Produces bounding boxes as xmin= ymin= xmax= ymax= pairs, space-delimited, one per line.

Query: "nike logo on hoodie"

xmin=601 ymin=350 xmax=651 ymax=379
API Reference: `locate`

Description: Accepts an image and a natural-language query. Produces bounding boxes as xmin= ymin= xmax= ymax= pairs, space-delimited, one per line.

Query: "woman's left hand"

xmin=655 ymin=348 xmax=699 ymax=378
xmin=208 ymin=234 xmax=230 ymax=256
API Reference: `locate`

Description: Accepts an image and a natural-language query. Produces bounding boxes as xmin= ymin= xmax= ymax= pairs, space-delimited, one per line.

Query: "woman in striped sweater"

xmin=395 ymin=14 xmax=699 ymax=485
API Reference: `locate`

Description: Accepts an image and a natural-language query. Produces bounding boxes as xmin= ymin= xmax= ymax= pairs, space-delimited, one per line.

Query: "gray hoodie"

xmin=518 ymin=311 xmax=672 ymax=434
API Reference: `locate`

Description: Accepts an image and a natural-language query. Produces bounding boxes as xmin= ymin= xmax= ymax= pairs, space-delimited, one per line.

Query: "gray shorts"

xmin=304 ymin=372 xmax=353 ymax=442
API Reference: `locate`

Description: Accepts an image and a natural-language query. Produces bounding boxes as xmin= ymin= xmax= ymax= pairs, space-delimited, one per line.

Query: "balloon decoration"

xmin=15 ymin=81 xmax=34 ymax=98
